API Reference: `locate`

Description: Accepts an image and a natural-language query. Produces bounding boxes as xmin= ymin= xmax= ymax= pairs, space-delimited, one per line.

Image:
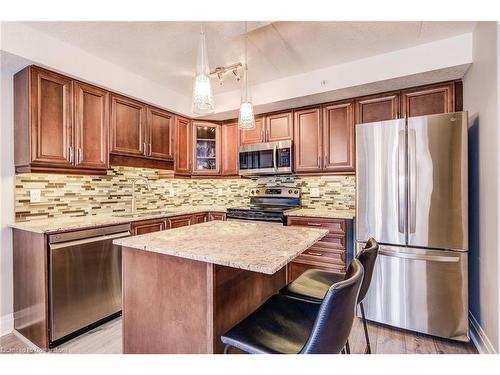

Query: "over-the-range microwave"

xmin=239 ymin=140 xmax=293 ymax=176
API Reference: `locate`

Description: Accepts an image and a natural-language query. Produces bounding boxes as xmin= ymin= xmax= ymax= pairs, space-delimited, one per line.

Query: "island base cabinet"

xmin=122 ymin=247 xmax=286 ymax=354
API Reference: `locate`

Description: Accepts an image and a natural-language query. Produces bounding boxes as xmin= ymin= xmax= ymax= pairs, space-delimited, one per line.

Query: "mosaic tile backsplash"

xmin=15 ymin=167 xmax=355 ymax=221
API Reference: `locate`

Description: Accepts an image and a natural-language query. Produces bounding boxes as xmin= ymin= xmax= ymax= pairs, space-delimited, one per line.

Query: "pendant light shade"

xmin=239 ymin=22 xmax=255 ymax=130
xmin=192 ymin=26 xmax=214 ymax=114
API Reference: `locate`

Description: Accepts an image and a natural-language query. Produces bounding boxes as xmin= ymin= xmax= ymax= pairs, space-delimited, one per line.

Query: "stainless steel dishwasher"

xmin=48 ymin=223 xmax=131 ymax=345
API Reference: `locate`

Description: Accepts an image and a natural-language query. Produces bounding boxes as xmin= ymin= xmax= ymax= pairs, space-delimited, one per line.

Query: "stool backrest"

xmin=356 ymin=238 xmax=379 ymax=303
xmin=300 ymin=259 xmax=364 ymax=354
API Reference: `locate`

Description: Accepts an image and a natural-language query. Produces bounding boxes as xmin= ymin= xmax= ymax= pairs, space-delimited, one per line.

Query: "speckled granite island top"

xmin=114 ymin=221 xmax=328 ymax=274
xmin=285 ymin=208 xmax=355 ymax=219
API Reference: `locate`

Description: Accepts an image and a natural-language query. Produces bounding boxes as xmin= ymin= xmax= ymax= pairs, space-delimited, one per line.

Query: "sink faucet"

xmin=131 ymin=178 xmax=151 ymax=213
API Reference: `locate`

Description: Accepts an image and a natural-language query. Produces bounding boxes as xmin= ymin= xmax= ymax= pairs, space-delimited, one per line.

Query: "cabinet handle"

xmin=68 ymin=146 xmax=74 ymax=164
xmin=78 ymin=148 xmax=83 ymax=164
xmin=143 ymin=142 xmax=147 ymax=156
xmin=266 ymin=129 xmax=269 ymax=141
xmin=261 ymin=130 xmax=264 ymax=141
xmin=324 ymin=155 xmax=327 ymax=165
xmin=307 ymin=251 xmax=323 ymax=257
xmin=149 ymin=143 xmax=152 ymax=156
xmin=317 ymin=156 xmax=320 ymax=167
xmin=307 ymin=222 xmax=323 ymax=227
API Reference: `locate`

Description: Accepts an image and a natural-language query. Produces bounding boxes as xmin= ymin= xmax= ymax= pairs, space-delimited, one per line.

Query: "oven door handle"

xmin=49 ymin=231 xmax=131 ymax=250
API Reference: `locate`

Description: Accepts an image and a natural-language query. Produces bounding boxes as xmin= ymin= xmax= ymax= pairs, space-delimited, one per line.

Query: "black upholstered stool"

xmin=220 ymin=259 xmax=364 ymax=354
xmin=280 ymin=238 xmax=379 ymax=354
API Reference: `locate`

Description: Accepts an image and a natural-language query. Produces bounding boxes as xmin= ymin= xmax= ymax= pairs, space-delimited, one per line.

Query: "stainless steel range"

xmin=227 ymin=187 xmax=301 ymax=225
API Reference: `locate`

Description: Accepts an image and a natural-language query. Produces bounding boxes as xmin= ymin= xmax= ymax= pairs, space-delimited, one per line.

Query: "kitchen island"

xmin=113 ymin=221 xmax=328 ymax=354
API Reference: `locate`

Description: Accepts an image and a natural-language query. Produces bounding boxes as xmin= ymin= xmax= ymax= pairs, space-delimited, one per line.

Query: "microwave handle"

xmin=273 ymin=145 xmax=278 ymax=171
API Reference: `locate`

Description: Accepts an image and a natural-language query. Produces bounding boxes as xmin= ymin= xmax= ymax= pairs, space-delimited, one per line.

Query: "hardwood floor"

xmin=0 ymin=317 xmax=476 ymax=354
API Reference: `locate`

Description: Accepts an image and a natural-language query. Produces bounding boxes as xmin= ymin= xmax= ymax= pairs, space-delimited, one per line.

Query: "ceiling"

xmin=23 ymin=21 xmax=476 ymax=97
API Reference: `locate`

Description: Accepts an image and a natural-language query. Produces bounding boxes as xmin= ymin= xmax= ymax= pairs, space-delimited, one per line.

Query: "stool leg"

xmin=224 ymin=344 xmax=231 ymax=354
xmin=345 ymin=340 xmax=351 ymax=354
xmin=360 ymin=302 xmax=372 ymax=354
xmin=341 ymin=348 xmax=346 ymax=354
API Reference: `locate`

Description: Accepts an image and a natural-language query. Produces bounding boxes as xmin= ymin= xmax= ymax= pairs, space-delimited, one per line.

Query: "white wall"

xmin=0 ymin=56 xmax=15 ymax=336
xmin=463 ymin=21 xmax=499 ymax=353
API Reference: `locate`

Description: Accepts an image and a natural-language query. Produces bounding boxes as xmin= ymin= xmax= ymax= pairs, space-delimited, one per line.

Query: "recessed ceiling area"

xmin=22 ymin=21 xmax=476 ymax=97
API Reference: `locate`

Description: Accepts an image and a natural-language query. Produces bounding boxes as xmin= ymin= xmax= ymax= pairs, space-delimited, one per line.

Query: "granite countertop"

xmin=285 ymin=208 xmax=355 ymax=219
xmin=9 ymin=205 xmax=227 ymax=234
xmin=114 ymin=221 xmax=328 ymax=274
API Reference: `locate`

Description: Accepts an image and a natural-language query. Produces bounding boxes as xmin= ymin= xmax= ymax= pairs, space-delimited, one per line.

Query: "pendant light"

xmin=192 ymin=24 xmax=215 ymax=114
xmin=239 ymin=22 xmax=255 ymax=130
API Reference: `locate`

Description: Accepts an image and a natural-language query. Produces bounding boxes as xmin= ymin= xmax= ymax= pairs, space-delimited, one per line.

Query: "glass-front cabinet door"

xmin=192 ymin=122 xmax=221 ymax=175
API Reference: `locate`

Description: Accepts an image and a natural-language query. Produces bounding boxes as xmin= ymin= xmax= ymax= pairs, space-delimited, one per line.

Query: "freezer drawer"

xmin=358 ymin=243 xmax=469 ymax=342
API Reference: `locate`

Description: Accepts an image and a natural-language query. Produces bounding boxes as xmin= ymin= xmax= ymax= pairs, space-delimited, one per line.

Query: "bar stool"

xmin=220 ymin=259 xmax=364 ymax=354
xmin=280 ymin=238 xmax=379 ymax=354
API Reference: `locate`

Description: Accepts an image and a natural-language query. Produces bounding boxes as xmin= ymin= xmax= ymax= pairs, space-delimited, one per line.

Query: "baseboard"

xmin=469 ymin=311 xmax=496 ymax=354
xmin=0 ymin=313 xmax=13 ymax=336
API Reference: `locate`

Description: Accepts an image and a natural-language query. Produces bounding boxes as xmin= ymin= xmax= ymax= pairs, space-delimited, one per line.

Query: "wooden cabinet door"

xmin=208 ymin=212 xmax=226 ymax=221
xmin=74 ymin=81 xmax=109 ymax=170
xmin=193 ymin=213 xmax=208 ymax=224
xmin=131 ymin=219 xmax=167 ymax=236
xmin=168 ymin=215 xmax=192 ymax=228
xmin=221 ymin=121 xmax=239 ymax=176
xmin=110 ymin=94 xmax=147 ymax=156
xmin=355 ymin=93 xmax=400 ymax=124
xmin=322 ymin=101 xmax=355 ymax=172
xmin=240 ymin=116 xmax=264 ymax=145
xmin=192 ymin=122 xmax=221 ymax=175
xmin=293 ymin=107 xmax=322 ymax=172
xmin=147 ymin=107 xmax=174 ymax=160
xmin=266 ymin=112 xmax=293 ymax=142
xmin=30 ymin=67 xmax=74 ymax=167
xmin=174 ymin=117 xmax=192 ymax=174
xmin=402 ymin=82 xmax=455 ymax=117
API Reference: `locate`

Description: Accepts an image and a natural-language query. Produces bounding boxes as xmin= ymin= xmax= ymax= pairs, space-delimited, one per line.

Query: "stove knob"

xmin=288 ymin=189 xmax=293 ymax=194
xmin=294 ymin=190 xmax=299 ymax=194
xmin=251 ymin=190 xmax=255 ymax=195
xmin=256 ymin=189 xmax=260 ymax=194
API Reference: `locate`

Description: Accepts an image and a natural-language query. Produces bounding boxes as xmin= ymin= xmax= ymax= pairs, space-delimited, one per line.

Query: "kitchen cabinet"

xmin=174 ymin=116 xmax=192 ymax=175
xmin=240 ymin=112 xmax=293 ymax=145
xmin=322 ymin=101 xmax=355 ymax=172
xmin=14 ymin=66 xmax=109 ymax=175
xmin=208 ymin=212 xmax=226 ymax=221
xmin=221 ymin=121 xmax=239 ymax=176
xmin=131 ymin=219 xmax=168 ymax=236
xmin=355 ymin=92 xmax=400 ymax=124
xmin=193 ymin=213 xmax=208 ymax=224
xmin=239 ymin=116 xmax=265 ymax=145
xmin=168 ymin=214 xmax=193 ymax=228
xmin=110 ymin=94 xmax=147 ymax=157
xmin=287 ymin=216 xmax=352 ymax=283
xmin=293 ymin=107 xmax=323 ymax=172
xmin=192 ymin=122 xmax=221 ymax=175
xmin=74 ymin=81 xmax=109 ymax=170
xmin=402 ymin=82 xmax=456 ymax=117
xmin=147 ymin=106 xmax=174 ymax=160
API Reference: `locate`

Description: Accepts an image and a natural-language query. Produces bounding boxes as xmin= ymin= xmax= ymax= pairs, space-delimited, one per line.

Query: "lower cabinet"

xmin=287 ymin=216 xmax=352 ymax=283
xmin=130 ymin=212 xmax=226 ymax=236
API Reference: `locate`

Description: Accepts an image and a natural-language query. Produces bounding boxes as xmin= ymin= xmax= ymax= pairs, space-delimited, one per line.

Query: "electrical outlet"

xmin=310 ymin=187 xmax=320 ymax=198
xmin=169 ymin=188 xmax=175 ymax=197
xmin=30 ymin=189 xmax=41 ymax=203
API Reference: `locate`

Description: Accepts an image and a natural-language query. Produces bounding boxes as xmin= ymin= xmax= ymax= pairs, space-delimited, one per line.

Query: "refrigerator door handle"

xmin=379 ymin=249 xmax=460 ymax=263
xmin=397 ymin=130 xmax=406 ymax=234
xmin=408 ymin=129 xmax=417 ymax=233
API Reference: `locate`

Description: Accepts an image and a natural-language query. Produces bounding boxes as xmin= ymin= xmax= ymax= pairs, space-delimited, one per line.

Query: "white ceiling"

xmin=23 ymin=21 xmax=476 ymax=97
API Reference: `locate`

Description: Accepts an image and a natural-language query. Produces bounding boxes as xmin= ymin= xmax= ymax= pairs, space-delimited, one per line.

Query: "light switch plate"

xmin=30 ymin=189 xmax=41 ymax=203
xmin=310 ymin=187 xmax=320 ymax=198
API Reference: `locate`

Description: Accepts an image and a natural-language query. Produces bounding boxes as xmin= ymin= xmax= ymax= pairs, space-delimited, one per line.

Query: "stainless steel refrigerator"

xmin=356 ymin=111 xmax=469 ymax=342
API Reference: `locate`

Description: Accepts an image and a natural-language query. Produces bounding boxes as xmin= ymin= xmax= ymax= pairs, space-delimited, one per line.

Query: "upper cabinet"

xmin=14 ymin=66 xmax=109 ymax=174
xmin=147 ymin=107 xmax=174 ymax=160
xmin=192 ymin=122 xmax=221 ymax=175
xmin=402 ymin=82 xmax=456 ymax=117
xmin=322 ymin=101 xmax=355 ymax=172
xmin=174 ymin=116 xmax=192 ymax=175
xmin=240 ymin=112 xmax=293 ymax=145
xmin=110 ymin=95 xmax=147 ymax=157
xmin=221 ymin=121 xmax=239 ymax=176
xmin=294 ymin=107 xmax=322 ymax=172
xmin=74 ymin=82 xmax=109 ymax=170
xmin=355 ymin=92 xmax=400 ymax=124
